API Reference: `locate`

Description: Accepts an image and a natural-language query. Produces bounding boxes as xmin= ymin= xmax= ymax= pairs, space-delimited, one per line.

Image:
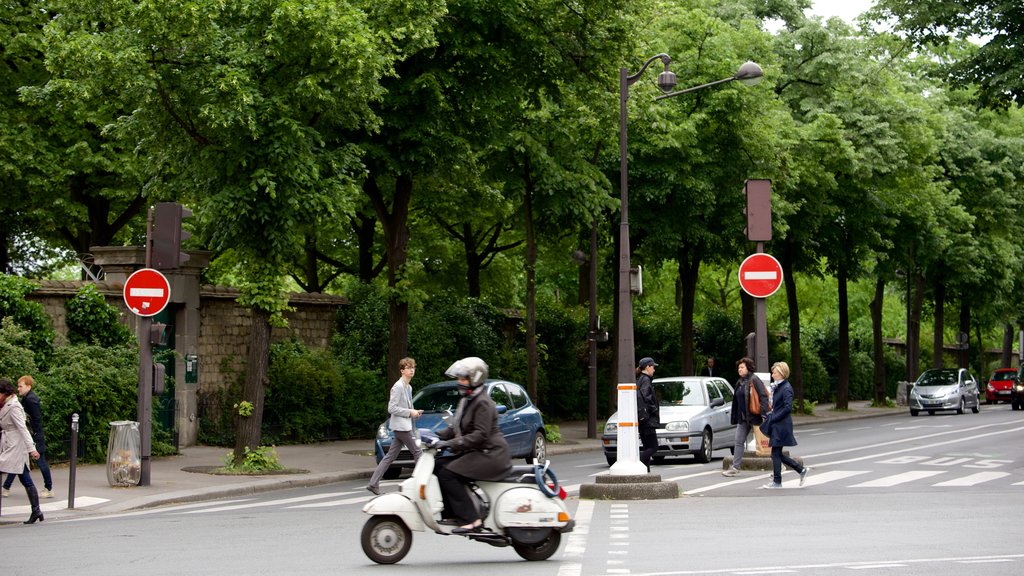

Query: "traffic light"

xmin=151 ymin=202 xmax=192 ymax=269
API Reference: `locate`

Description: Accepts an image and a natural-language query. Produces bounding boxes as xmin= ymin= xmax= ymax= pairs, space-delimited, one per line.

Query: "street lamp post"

xmin=612 ymin=57 xmax=763 ymax=476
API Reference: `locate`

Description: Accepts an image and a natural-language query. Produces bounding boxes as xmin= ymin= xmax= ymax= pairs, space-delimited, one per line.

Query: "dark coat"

xmin=22 ymin=390 xmax=46 ymax=452
xmin=760 ymin=379 xmax=797 ymax=447
xmin=636 ymin=372 xmax=659 ymax=428
xmin=730 ymin=375 xmax=769 ymax=426
xmin=436 ymin=390 xmax=512 ymax=481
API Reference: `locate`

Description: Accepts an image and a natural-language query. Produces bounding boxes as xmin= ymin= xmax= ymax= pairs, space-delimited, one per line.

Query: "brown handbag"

xmin=748 ymin=380 xmax=761 ymax=416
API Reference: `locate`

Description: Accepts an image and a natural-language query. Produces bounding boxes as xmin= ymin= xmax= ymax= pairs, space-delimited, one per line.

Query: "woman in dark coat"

xmin=759 ymin=361 xmax=809 ymax=488
xmin=434 ymin=357 xmax=512 ymax=533
xmin=723 ymin=357 xmax=769 ymax=476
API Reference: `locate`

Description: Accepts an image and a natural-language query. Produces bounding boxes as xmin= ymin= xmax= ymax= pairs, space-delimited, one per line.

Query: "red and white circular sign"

xmin=738 ymin=253 xmax=784 ymax=298
xmin=123 ymin=268 xmax=171 ymax=317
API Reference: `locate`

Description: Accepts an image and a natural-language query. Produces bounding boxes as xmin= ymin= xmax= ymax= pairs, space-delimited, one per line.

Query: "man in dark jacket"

xmin=636 ymin=357 xmax=660 ymax=471
xmin=2 ymin=375 xmax=53 ymax=498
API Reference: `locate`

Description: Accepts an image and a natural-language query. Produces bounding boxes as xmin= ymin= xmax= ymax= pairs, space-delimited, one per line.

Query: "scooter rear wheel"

xmin=511 ymin=530 xmax=561 ymax=561
xmin=361 ymin=515 xmax=412 ymax=564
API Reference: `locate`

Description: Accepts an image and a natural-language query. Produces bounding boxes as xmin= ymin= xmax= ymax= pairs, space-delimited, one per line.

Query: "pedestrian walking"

xmin=367 ymin=357 xmax=423 ymax=495
xmin=0 ymin=378 xmax=44 ymax=523
xmin=722 ymin=357 xmax=769 ymax=476
xmin=2 ymin=375 xmax=53 ymax=498
xmin=759 ymin=361 xmax=809 ymax=489
xmin=636 ymin=357 xmax=660 ymax=472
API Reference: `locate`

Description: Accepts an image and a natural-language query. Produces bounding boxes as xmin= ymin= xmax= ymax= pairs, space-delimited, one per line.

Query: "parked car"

xmin=602 ymin=376 xmax=735 ymax=466
xmin=373 ymin=379 xmax=547 ymax=479
xmin=986 ymin=368 xmax=1018 ymax=404
xmin=908 ymin=368 xmax=981 ymax=416
xmin=1013 ymin=366 xmax=1024 ymax=411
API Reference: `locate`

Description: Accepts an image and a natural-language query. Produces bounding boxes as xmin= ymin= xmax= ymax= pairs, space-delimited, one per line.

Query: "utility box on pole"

xmin=744 ymin=179 xmax=772 ymax=242
xmin=151 ymin=202 xmax=192 ymax=270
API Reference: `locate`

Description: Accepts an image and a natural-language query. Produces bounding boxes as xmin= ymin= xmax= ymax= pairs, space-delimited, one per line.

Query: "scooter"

xmin=360 ymin=431 xmax=575 ymax=564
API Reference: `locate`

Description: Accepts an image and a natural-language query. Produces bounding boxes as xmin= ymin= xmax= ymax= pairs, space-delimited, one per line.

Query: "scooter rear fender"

xmin=492 ymin=486 xmax=572 ymax=530
xmin=362 ymin=494 xmax=426 ymax=532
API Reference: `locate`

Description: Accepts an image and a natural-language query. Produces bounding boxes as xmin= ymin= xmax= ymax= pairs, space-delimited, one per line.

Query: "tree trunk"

xmin=365 ymin=175 xmax=412 ymax=386
xmin=836 ymin=260 xmax=850 ymax=410
xmin=870 ymin=278 xmax=886 ymax=405
xmin=959 ymin=300 xmax=970 ymax=370
xmin=933 ymin=282 xmax=945 ymax=368
xmin=909 ymin=272 xmax=925 ymax=382
xmin=524 ymin=180 xmax=539 ymax=402
xmin=233 ymin=307 xmax=271 ymax=464
xmin=1002 ymin=323 xmax=1015 ymax=368
xmin=676 ymin=244 xmax=702 ymax=377
xmin=780 ymin=238 xmax=804 ymax=408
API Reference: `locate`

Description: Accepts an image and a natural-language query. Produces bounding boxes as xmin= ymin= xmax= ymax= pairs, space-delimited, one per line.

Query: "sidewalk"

xmin=0 ymin=401 xmax=896 ymax=524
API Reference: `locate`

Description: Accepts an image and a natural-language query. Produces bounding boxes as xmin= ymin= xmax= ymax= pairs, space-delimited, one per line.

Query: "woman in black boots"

xmin=0 ymin=378 xmax=44 ymax=523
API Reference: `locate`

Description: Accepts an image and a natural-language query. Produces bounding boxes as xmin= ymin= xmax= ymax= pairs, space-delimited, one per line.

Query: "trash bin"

xmin=107 ymin=421 xmax=141 ymax=487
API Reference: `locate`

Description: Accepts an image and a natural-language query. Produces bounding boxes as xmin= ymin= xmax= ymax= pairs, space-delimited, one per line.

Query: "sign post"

xmin=123 ymin=267 xmax=170 ymax=486
xmin=738 ymin=252 xmax=783 ymax=372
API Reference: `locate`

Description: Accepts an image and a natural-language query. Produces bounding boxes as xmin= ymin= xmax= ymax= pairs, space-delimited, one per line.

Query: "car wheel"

xmin=910 ymin=409 xmax=919 ymax=417
xmin=957 ymin=398 xmax=965 ymax=415
xmin=695 ymin=429 xmax=713 ymax=463
xmin=382 ymin=467 xmax=401 ymax=480
xmin=928 ymin=410 xmax=935 ymax=415
xmin=605 ymin=454 xmax=616 ymax=466
xmin=525 ymin=431 xmax=547 ymax=464
xmin=971 ymin=404 xmax=980 ymax=413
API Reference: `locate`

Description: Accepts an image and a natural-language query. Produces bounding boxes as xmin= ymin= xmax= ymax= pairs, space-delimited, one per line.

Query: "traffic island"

xmin=579 ymin=473 xmax=679 ymax=500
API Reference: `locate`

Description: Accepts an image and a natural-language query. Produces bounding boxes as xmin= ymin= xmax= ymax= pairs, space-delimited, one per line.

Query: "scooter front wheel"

xmin=361 ymin=515 xmax=412 ymax=564
xmin=512 ymin=530 xmax=561 ymax=561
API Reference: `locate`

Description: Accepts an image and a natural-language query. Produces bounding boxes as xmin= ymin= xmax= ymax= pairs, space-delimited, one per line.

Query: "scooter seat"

xmin=503 ymin=465 xmax=540 ymax=484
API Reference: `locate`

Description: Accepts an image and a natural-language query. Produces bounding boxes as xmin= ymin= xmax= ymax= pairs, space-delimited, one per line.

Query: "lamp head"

xmin=657 ymin=69 xmax=677 ymax=92
xmin=734 ymin=61 xmax=764 ymax=86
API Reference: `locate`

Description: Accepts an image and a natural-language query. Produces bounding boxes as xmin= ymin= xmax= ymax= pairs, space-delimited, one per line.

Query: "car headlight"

xmin=604 ymin=422 xmax=618 ymax=434
xmin=377 ymin=424 xmax=390 ymax=440
xmin=987 ymin=384 xmax=995 ymax=392
xmin=664 ymin=421 xmax=689 ymax=432
xmin=1015 ymin=384 xmax=1024 ymax=392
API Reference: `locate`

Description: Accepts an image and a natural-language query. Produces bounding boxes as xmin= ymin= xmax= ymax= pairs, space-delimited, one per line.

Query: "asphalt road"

xmin=7 ymin=406 xmax=1023 ymax=576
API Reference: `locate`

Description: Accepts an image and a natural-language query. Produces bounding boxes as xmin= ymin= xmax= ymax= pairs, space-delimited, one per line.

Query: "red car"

xmin=986 ymin=368 xmax=1018 ymax=404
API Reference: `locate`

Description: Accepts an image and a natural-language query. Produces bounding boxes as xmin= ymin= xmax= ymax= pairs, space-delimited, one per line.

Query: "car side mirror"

xmin=496 ymin=405 xmax=508 ymax=414
xmin=710 ymin=397 xmax=724 ymax=408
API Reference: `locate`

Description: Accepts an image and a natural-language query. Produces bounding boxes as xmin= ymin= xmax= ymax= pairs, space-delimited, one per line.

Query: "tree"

xmin=41 ymin=0 xmax=432 ymax=463
xmin=872 ymin=0 xmax=1024 ymax=108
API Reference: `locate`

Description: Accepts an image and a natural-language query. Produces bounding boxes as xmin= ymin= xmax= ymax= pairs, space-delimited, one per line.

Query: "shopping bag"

xmin=752 ymin=425 xmax=771 ymax=457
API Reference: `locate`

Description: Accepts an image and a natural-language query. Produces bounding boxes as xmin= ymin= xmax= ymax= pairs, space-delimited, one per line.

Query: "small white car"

xmin=602 ymin=376 xmax=735 ymax=465
xmin=909 ymin=368 xmax=981 ymax=416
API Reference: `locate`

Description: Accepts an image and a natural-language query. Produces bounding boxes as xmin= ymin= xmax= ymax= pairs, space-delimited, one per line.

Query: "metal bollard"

xmin=68 ymin=413 xmax=79 ymax=509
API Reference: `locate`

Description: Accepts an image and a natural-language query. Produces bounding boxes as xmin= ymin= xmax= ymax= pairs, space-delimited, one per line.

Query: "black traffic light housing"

xmin=151 ymin=202 xmax=192 ymax=269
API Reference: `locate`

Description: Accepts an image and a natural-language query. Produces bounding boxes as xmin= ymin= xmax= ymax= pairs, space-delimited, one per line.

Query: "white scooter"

xmin=360 ymin=431 xmax=575 ymax=564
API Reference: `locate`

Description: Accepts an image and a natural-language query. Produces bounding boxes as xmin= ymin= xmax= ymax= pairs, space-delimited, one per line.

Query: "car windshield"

xmin=917 ymin=370 xmax=956 ymax=386
xmin=654 ymin=381 xmax=704 ymax=406
xmin=991 ymin=371 xmax=1015 ymax=382
xmin=413 ymin=385 xmax=461 ymax=413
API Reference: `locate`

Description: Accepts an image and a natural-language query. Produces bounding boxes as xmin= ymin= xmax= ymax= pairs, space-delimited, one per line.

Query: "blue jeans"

xmin=4 ymin=450 xmax=50 ymax=491
xmin=6 ymin=465 xmax=36 ymax=491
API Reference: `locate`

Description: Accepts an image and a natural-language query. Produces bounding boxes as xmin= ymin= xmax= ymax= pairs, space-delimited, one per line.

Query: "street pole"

xmin=587 ymin=219 xmax=598 ymax=439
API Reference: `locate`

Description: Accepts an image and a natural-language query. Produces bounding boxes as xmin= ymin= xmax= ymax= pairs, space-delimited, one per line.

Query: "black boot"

xmin=24 ymin=485 xmax=44 ymax=524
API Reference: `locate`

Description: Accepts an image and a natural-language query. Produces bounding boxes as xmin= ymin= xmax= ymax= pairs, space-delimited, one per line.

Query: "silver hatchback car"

xmin=602 ymin=376 xmax=735 ymax=465
xmin=909 ymin=368 xmax=981 ymax=416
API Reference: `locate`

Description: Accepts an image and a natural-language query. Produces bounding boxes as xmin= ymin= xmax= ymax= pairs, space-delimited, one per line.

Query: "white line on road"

xmin=182 ymin=492 xmax=353 ymax=513
xmin=850 ymin=470 xmax=945 ymax=488
xmin=933 ymin=471 xmax=1010 ymax=486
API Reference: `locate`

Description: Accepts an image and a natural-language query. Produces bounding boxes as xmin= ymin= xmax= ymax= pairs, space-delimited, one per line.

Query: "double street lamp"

xmin=612 ymin=55 xmax=763 ymax=475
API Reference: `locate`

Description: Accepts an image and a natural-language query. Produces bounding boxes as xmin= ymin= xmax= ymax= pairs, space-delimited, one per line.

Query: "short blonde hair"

xmin=398 ymin=357 xmax=416 ymax=370
xmin=770 ymin=362 xmax=790 ymax=379
xmin=17 ymin=375 xmax=35 ymax=388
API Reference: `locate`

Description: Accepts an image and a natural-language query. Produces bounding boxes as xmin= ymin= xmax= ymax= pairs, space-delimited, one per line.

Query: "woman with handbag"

xmin=0 ymin=378 xmax=44 ymax=523
xmin=759 ymin=361 xmax=809 ymax=489
xmin=722 ymin=357 xmax=770 ymax=476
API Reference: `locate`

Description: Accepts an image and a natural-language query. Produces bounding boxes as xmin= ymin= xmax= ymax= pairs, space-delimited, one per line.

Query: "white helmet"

xmin=445 ymin=356 xmax=489 ymax=388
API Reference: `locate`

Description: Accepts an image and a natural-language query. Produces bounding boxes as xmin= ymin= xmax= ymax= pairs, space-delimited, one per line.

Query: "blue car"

xmin=373 ymin=379 xmax=547 ymax=479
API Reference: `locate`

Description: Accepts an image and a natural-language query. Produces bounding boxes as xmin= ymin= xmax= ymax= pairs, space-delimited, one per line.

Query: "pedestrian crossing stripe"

xmin=850 ymin=470 xmax=945 ymax=488
xmin=933 ymin=471 xmax=1010 ymax=486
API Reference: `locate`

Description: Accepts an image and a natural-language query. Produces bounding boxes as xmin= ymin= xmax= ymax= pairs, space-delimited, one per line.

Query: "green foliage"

xmin=696 ymin=307 xmax=746 ymax=382
xmin=221 ymin=445 xmax=283 ymax=473
xmin=0 ymin=317 xmax=38 ymax=380
xmin=0 ymin=274 xmax=55 ymax=367
xmin=544 ymin=424 xmax=562 ymax=444
xmin=35 ymin=343 xmax=165 ymax=464
xmin=65 ymin=284 xmax=134 ymax=348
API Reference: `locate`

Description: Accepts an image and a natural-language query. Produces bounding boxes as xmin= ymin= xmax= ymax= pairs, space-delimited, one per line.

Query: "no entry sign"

xmin=738 ymin=253 xmax=783 ymax=298
xmin=123 ymin=268 xmax=171 ymax=317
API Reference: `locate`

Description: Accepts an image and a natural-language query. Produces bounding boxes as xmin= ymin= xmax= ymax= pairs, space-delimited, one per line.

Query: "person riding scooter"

xmin=432 ymin=357 xmax=512 ymax=534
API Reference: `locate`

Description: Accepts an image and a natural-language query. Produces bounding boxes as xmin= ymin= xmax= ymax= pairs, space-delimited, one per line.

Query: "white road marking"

xmin=181 ymin=492 xmax=352 ymax=513
xmin=850 ymin=470 xmax=945 ymax=488
xmin=933 ymin=471 xmax=1010 ymax=486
